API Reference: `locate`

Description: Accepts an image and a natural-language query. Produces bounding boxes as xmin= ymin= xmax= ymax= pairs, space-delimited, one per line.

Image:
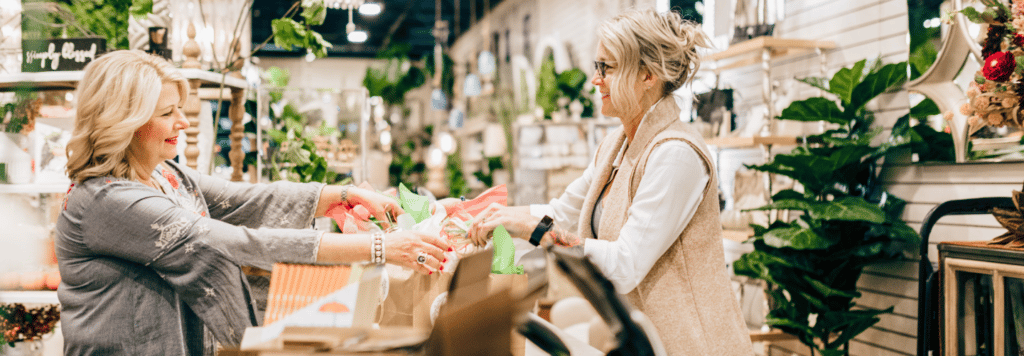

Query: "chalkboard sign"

xmin=22 ymin=38 xmax=106 ymax=72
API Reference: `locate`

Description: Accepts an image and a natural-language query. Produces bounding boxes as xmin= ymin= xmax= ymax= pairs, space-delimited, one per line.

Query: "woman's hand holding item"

xmin=468 ymin=203 xmax=540 ymax=246
xmin=385 ymin=230 xmax=451 ymax=274
xmin=344 ymin=186 xmax=404 ymax=225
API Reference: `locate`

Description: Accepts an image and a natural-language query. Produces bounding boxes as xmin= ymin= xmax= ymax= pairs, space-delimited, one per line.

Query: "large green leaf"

xmin=804 ymin=276 xmax=860 ymax=299
xmin=746 ymin=199 xmax=815 ymax=212
xmin=766 ymin=317 xmax=816 ymax=335
xmin=796 ymin=77 xmax=830 ymax=92
xmin=828 ymin=59 xmax=866 ymax=105
xmin=271 ymin=18 xmax=306 ymax=51
xmin=763 ymin=226 xmax=835 ymax=250
xmin=910 ymin=98 xmax=941 ymax=118
xmin=300 ymin=0 xmax=327 ymax=26
xmin=772 ymin=189 xmax=812 ymax=201
xmin=778 ymin=97 xmax=847 ymax=124
xmin=820 ymin=308 xmax=891 ymax=348
xmin=846 ymin=62 xmax=907 ymax=115
xmin=807 ymin=197 xmax=886 ymax=223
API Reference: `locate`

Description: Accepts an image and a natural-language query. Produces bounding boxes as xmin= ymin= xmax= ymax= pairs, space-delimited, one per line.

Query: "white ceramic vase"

xmin=1 ymin=340 xmax=44 ymax=356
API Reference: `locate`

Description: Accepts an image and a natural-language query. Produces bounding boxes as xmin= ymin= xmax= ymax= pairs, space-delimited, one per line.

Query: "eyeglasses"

xmin=594 ymin=61 xmax=616 ymax=78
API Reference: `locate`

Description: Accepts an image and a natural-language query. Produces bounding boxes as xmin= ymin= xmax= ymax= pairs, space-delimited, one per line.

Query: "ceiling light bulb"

xmin=438 ymin=132 xmax=455 ymax=154
xmin=305 ymin=51 xmax=316 ymax=62
xmin=348 ymin=30 xmax=368 ymax=43
xmin=379 ymin=130 xmax=392 ymax=146
xmin=428 ymin=148 xmax=445 ymax=168
xmin=359 ymin=3 xmax=381 ymax=16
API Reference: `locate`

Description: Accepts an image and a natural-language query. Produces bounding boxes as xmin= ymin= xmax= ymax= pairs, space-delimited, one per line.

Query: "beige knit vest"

xmin=579 ymin=98 xmax=753 ymax=355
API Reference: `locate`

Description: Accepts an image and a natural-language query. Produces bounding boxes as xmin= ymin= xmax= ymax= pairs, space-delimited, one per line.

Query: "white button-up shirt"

xmin=531 ymin=140 xmax=710 ymax=294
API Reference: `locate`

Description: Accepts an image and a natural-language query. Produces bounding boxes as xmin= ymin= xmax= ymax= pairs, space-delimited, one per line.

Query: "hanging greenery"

xmin=363 ymin=44 xmax=427 ymax=106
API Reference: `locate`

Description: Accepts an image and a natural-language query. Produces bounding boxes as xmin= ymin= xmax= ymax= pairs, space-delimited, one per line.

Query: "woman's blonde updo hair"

xmin=66 ymin=50 xmax=189 ymax=182
xmin=598 ymin=9 xmax=711 ymax=116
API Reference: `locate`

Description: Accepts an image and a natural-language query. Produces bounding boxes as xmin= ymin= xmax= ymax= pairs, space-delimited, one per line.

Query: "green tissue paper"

xmin=491 ymin=225 xmax=524 ymax=275
xmin=398 ymin=183 xmax=431 ymax=223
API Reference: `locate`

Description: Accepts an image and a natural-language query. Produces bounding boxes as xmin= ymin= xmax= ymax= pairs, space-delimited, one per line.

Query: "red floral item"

xmin=983 ymin=51 xmax=1017 ymax=82
xmin=161 ymin=168 xmax=179 ymax=190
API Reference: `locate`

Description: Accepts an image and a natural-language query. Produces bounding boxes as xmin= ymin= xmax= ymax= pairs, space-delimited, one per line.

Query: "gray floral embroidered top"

xmin=55 ymin=160 xmax=325 ymax=355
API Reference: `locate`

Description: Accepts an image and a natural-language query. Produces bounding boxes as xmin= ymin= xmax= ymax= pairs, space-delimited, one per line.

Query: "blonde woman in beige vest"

xmin=465 ymin=9 xmax=754 ymax=355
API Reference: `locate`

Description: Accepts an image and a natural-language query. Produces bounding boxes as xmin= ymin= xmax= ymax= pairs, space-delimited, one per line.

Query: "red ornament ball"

xmin=983 ymin=51 xmax=1017 ymax=82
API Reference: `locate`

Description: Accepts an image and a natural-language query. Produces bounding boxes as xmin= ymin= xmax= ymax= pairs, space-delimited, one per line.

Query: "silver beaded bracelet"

xmin=341 ymin=185 xmax=351 ymax=206
xmin=371 ymin=231 xmax=385 ymax=264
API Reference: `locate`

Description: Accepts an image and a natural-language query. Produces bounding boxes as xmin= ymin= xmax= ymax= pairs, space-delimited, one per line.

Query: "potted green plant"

xmin=535 ymin=54 xmax=594 ymax=121
xmin=733 ymin=59 xmax=921 ymax=356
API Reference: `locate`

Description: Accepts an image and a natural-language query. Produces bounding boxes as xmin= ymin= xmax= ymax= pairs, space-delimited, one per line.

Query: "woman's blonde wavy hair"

xmin=66 ymin=50 xmax=189 ymax=182
xmin=598 ymin=9 xmax=711 ymax=117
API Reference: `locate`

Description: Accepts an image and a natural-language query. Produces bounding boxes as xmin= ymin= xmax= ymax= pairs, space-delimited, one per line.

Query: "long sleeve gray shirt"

xmin=55 ymin=160 xmax=325 ymax=355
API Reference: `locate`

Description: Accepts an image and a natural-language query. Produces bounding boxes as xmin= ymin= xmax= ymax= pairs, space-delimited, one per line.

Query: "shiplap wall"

xmin=721 ymin=0 xmax=918 ymax=354
xmin=717 ymin=0 xmax=1024 ymax=355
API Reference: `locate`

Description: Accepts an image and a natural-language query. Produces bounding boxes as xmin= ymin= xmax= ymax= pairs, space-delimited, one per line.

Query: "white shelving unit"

xmin=511 ymin=119 xmax=620 ymax=205
xmin=0 ymin=183 xmax=68 ymax=195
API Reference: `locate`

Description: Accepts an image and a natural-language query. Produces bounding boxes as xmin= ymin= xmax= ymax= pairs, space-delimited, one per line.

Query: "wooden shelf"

xmin=0 ymin=183 xmax=69 ymax=194
xmin=705 ymin=37 xmax=836 ymax=73
xmin=706 ymin=136 xmax=800 ymax=148
xmin=749 ymin=328 xmax=798 ymax=342
xmin=722 ymin=228 xmax=754 ymax=242
xmin=0 ymin=291 xmax=59 ymax=304
xmin=0 ymin=69 xmax=247 ymax=92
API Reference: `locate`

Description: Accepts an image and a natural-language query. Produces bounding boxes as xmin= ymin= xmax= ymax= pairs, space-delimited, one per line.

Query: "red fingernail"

xmin=448 ymin=247 xmax=453 ymax=252
xmin=439 ymin=265 xmax=444 ymax=271
xmin=443 ymin=258 xmax=448 ymax=263
xmin=429 ymin=271 xmax=433 ymax=275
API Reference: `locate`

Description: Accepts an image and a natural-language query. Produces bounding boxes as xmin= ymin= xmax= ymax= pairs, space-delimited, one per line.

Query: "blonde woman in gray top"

xmin=56 ymin=50 xmax=449 ymax=355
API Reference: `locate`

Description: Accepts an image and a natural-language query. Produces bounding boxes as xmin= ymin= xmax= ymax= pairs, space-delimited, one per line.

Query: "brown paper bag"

xmin=378 ymin=265 xmax=454 ymax=328
xmin=489 ymin=273 xmax=528 ymax=356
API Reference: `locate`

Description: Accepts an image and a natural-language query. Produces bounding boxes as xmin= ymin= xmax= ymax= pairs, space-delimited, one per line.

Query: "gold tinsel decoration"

xmin=990 ymin=190 xmax=1024 ymax=248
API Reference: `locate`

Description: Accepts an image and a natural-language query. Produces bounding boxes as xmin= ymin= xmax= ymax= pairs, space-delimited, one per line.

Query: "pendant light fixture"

xmin=329 ymin=0 xmax=365 ymax=36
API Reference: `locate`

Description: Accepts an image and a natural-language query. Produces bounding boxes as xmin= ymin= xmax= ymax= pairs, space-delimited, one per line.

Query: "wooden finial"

xmin=182 ymin=22 xmax=201 ymax=69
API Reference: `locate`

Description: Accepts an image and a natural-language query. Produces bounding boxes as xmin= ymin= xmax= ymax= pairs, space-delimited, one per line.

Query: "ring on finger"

xmin=416 ymin=252 xmax=428 ymax=264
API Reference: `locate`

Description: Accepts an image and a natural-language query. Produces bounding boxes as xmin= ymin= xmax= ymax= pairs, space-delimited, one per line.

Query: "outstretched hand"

xmin=467 ymin=203 xmax=541 ymax=247
xmin=346 ymin=187 xmax=404 ymax=226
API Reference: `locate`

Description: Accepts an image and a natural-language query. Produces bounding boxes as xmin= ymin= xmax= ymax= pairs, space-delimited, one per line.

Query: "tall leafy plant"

xmin=733 ymin=59 xmax=920 ymax=356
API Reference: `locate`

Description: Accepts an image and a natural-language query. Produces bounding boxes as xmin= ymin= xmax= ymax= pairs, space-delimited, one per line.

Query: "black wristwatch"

xmin=530 ymin=216 xmax=554 ymax=246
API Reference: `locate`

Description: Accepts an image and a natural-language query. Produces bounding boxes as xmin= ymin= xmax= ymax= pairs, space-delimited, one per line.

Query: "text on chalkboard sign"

xmin=22 ymin=38 xmax=106 ymax=72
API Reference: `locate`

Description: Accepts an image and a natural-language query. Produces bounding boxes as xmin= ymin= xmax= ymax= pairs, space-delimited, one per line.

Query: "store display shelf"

xmin=706 ymin=37 xmax=837 ymax=73
xmin=706 ymin=136 xmax=799 ymax=148
xmin=722 ymin=228 xmax=754 ymax=243
xmin=0 ymin=69 xmax=246 ymax=92
xmin=0 ymin=291 xmax=59 ymax=305
xmin=0 ymin=183 xmax=70 ymax=194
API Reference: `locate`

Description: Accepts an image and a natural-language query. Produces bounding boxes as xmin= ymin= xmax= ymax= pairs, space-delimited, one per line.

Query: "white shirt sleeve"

xmin=528 ymin=161 xmax=596 ymax=232
xmin=583 ymin=141 xmax=711 ymax=294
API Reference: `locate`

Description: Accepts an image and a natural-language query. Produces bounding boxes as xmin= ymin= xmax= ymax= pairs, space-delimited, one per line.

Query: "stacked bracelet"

xmin=341 ymin=185 xmax=352 ymax=207
xmin=371 ymin=231 xmax=385 ymax=264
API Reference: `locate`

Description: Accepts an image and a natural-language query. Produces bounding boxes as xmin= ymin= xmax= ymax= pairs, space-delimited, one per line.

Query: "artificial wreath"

xmin=0 ymin=304 xmax=60 ymax=346
xmin=957 ymin=0 xmax=1024 ymax=133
